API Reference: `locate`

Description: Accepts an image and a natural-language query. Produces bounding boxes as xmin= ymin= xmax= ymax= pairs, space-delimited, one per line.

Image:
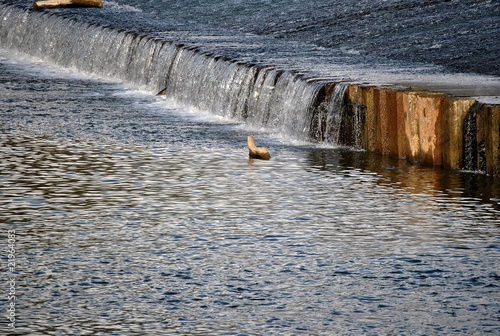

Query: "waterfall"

xmin=0 ymin=3 xmax=347 ymax=144
xmin=313 ymin=82 xmax=363 ymax=148
xmin=462 ymin=103 xmax=486 ymax=173
xmin=245 ymin=70 xmax=326 ymax=140
xmin=351 ymin=92 xmax=363 ymax=150
xmin=323 ymin=82 xmax=349 ymax=145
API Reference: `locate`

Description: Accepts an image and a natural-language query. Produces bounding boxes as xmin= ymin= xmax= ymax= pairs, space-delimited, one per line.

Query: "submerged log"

xmin=33 ymin=0 xmax=103 ymax=11
xmin=247 ymin=135 xmax=271 ymax=160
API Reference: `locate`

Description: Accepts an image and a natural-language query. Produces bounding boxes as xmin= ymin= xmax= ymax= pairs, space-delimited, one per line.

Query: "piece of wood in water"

xmin=33 ymin=0 xmax=103 ymax=11
xmin=247 ymin=135 xmax=271 ymax=160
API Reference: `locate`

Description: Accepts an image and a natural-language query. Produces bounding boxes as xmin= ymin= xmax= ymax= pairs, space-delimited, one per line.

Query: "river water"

xmin=1 ymin=50 xmax=500 ymax=335
xmin=1 ymin=0 xmax=500 ymax=335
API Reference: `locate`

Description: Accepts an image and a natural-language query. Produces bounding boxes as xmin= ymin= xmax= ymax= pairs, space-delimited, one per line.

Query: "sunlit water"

xmin=1 ymin=52 xmax=499 ymax=335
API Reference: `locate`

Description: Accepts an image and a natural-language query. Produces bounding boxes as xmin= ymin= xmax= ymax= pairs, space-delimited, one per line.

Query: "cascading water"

xmin=0 ymin=3 xmax=337 ymax=144
xmin=462 ymin=102 xmax=487 ymax=174
xmin=463 ymin=105 xmax=477 ymax=172
xmin=351 ymin=87 xmax=363 ymax=150
xmin=323 ymin=82 xmax=349 ymax=145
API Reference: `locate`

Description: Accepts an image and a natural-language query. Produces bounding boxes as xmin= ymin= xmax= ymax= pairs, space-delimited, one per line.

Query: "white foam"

xmin=106 ymin=1 xmax=143 ymax=13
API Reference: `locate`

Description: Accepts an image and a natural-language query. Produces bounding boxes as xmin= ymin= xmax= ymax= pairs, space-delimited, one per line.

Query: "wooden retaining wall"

xmin=344 ymin=84 xmax=500 ymax=178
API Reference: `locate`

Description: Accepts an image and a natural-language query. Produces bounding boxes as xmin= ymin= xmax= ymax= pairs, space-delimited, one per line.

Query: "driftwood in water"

xmin=33 ymin=0 xmax=103 ymax=10
xmin=247 ymin=135 xmax=271 ymax=160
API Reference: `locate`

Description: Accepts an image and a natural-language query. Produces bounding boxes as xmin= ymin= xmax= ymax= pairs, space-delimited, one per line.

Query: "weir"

xmin=0 ymin=3 xmax=498 ymax=177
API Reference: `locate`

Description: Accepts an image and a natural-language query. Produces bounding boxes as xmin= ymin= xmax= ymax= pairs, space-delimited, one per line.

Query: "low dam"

xmin=0 ymin=1 xmax=499 ymax=177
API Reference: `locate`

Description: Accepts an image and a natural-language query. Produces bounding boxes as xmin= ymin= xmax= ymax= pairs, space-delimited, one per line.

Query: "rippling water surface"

xmin=1 ymin=53 xmax=499 ymax=335
xmin=117 ymin=0 xmax=500 ymax=76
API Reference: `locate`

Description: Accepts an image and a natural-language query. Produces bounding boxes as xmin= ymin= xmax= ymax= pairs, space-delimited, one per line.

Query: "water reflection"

xmin=306 ymin=147 xmax=500 ymax=210
xmin=1 ymin=132 xmax=499 ymax=335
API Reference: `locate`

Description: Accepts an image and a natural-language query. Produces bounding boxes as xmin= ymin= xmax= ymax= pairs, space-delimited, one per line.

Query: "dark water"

xmin=1 ymin=52 xmax=500 ymax=335
xmin=121 ymin=0 xmax=500 ymax=76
